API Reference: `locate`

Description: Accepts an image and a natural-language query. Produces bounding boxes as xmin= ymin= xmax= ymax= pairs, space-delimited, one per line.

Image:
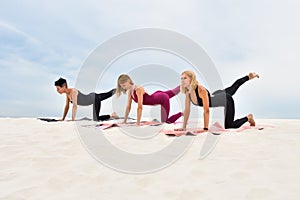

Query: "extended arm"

xmin=123 ymin=92 xmax=133 ymax=123
xmin=70 ymin=89 xmax=78 ymax=121
xmin=61 ymin=95 xmax=70 ymax=121
xmin=199 ymin=86 xmax=210 ymax=131
xmin=182 ymin=92 xmax=191 ymax=130
xmin=135 ymin=87 xmax=145 ymax=125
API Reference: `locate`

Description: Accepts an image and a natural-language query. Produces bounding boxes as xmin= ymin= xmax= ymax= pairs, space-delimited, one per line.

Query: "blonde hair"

xmin=116 ymin=74 xmax=134 ymax=97
xmin=180 ymin=70 xmax=198 ymax=93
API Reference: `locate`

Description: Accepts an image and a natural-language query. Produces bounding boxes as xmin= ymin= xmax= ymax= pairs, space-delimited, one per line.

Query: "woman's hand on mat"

xmin=174 ymin=128 xmax=186 ymax=131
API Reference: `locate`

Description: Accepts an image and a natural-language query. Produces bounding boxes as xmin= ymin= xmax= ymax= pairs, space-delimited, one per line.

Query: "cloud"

xmin=0 ymin=20 xmax=81 ymax=117
xmin=0 ymin=0 xmax=300 ymax=118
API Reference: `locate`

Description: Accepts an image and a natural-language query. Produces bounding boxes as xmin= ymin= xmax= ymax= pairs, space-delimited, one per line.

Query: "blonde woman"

xmin=116 ymin=74 xmax=182 ymax=125
xmin=178 ymin=71 xmax=259 ymax=132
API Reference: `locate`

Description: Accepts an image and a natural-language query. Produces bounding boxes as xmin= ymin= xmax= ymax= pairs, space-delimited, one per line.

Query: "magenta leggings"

xmin=148 ymin=86 xmax=182 ymax=123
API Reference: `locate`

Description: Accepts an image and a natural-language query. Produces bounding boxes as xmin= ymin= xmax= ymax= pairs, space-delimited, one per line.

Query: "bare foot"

xmin=247 ymin=114 xmax=256 ymax=126
xmin=248 ymin=72 xmax=260 ymax=80
xmin=110 ymin=112 xmax=120 ymax=119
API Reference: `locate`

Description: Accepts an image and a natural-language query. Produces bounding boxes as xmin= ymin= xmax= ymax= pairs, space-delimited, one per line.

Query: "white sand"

xmin=0 ymin=118 xmax=299 ymax=200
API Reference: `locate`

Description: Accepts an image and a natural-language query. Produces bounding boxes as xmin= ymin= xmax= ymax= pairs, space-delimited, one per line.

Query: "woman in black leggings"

xmin=177 ymin=71 xmax=259 ymax=132
xmin=55 ymin=78 xmax=118 ymax=121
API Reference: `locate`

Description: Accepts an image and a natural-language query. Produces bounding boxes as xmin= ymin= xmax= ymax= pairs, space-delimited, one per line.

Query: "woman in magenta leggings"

xmin=116 ymin=74 xmax=182 ymax=125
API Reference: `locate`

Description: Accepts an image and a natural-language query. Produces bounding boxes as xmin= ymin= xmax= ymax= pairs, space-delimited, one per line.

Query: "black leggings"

xmin=212 ymin=76 xmax=249 ymax=129
xmin=93 ymin=89 xmax=116 ymax=121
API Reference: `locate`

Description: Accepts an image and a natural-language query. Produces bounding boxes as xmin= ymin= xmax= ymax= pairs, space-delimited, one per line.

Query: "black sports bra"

xmin=189 ymin=85 xmax=211 ymax=107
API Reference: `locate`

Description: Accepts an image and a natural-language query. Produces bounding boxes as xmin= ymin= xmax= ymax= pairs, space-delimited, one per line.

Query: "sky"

xmin=0 ymin=0 xmax=300 ymax=119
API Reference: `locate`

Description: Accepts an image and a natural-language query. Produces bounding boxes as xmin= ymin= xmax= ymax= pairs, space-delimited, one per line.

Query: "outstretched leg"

xmin=225 ymin=72 xmax=259 ymax=96
xmin=163 ymin=85 xmax=180 ymax=99
xmin=97 ymin=88 xmax=116 ymax=101
xmin=213 ymin=72 xmax=259 ymax=97
xmin=224 ymin=76 xmax=249 ymax=96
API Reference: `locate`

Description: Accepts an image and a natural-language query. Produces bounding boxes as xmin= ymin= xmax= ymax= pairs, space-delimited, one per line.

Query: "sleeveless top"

xmin=70 ymin=90 xmax=95 ymax=106
xmin=189 ymin=85 xmax=212 ymax=107
xmin=130 ymin=85 xmax=157 ymax=106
